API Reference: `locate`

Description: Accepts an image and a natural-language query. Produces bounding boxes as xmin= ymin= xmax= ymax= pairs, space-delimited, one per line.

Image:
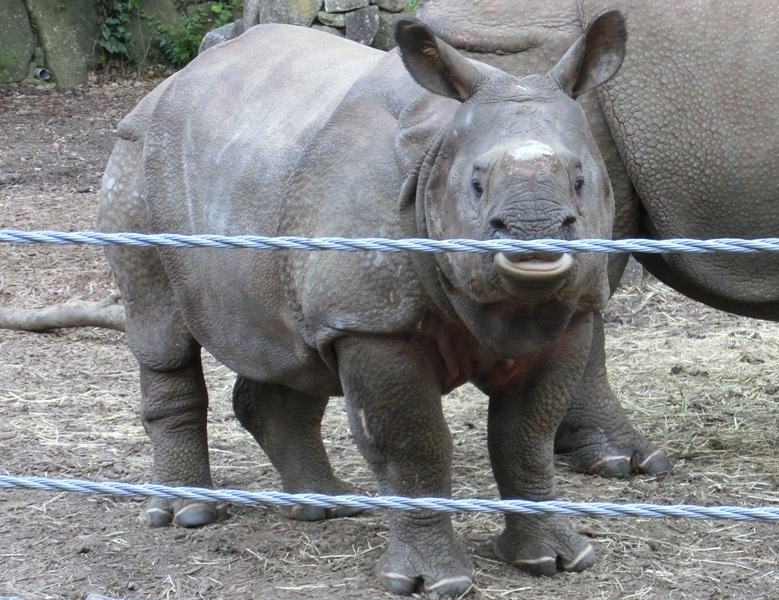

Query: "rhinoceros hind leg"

xmin=555 ymin=312 xmax=672 ymax=477
xmin=138 ymin=360 xmax=222 ymax=528
xmin=232 ymin=376 xmax=363 ymax=521
xmin=100 ymin=138 xmax=221 ymax=527
xmin=495 ymin=515 xmax=595 ymax=576
xmin=108 ymin=247 xmax=219 ymax=528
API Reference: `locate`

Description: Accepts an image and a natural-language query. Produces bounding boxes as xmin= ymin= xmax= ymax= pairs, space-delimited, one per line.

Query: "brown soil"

xmin=1 ymin=77 xmax=778 ymax=600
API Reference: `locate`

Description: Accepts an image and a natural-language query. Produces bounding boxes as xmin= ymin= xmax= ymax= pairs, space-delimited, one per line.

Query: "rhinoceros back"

xmin=143 ymin=24 xmax=382 ymax=238
xmin=137 ymin=25 xmax=384 ymax=385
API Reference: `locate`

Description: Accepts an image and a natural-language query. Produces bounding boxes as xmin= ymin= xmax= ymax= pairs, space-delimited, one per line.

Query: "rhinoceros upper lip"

xmin=502 ymin=252 xmax=565 ymax=266
xmin=494 ymin=251 xmax=573 ymax=280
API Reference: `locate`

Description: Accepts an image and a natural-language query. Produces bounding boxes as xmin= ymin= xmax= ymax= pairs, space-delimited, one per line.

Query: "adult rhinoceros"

xmin=98 ymin=13 xmax=626 ymax=595
xmin=416 ymin=0 xmax=779 ymax=477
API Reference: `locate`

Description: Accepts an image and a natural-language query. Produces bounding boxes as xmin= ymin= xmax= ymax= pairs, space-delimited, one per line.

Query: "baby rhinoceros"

xmin=98 ymin=12 xmax=626 ymax=597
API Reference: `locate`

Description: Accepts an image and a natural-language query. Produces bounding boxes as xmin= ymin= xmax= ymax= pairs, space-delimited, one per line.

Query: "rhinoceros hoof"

xmin=580 ymin=447 xmax=672 ymax=478
xmin=173 ymin=501 xmax=227 ymax=527
xmin=582 ymin=445 xmax=672 ymax=477
xmin=145 ymin=498 xmax=227 ymax=528
xmin=278 ymin=479 xmax=366 ymax=521
xmin=377 ymin=540 xmax=473 ymax=596
xmin=279 ymin=504 xmax=366 ymax=521
xmin=629 ymin=448 xmax=673 ymax=475
xmin=495 ymin=515 xmax=595 ymax=576
xmin=556 ymin=429 xmax=673 ymax=477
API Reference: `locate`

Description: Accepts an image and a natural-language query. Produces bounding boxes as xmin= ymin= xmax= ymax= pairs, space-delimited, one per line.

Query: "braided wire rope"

xmin=1 ymin=475 xmax=778 ymax=521
xmin=2 ymin=229 xmax=779 ymax=253
xmin=2 ymin=231 xmax=778 ymax=522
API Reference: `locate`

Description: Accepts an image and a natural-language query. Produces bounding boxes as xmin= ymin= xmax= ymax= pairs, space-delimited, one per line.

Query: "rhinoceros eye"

xmin=472 ymin=179 xmax=484 ymax=197
xmin=574 ymin=176 xmax=585 ymax=193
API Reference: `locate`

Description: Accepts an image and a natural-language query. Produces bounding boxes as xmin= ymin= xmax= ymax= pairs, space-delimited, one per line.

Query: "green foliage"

xmin=96 ymin=0 xmax=242 ymax=68
xmin=97 ymin=0 xmax=139 ymax=62
xmin=147 ymin=2 xmax=241 ymax=68
xmin=406 ymin=0 xmax=420 ymax=13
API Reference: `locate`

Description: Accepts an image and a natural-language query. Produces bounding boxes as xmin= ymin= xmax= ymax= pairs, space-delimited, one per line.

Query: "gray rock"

xmin=371 ymin=0 xmax=407 ymax=12
xmin=316 ymin=10 xmax=346 ymax=27
xmin=26 ymin=0 xmax=98 ymax=87
xmin=0 ymin=0 xmax=35 ymax=83
xmin=198 ymin=21 xmax=241 ymax=54
xmin=243 ymin=0 xmax=261 ymax=28
xmin=125 ymin=0 xmax=183 ymax=66
xmin=260 ymin=0 xmax=323 ymax=26
xmin=372 ymin=9 xmax=404 ymax=50
xmin=311 ymin=24 xmax=345 ymax=36
xmin=324 ymin=0 xmax=369 ymax=13
xmin=345 ymin=5 xmax=379 ymax=45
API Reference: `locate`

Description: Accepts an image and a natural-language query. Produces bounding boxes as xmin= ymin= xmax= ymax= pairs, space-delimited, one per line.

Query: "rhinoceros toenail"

xmin=561 ymin=544 xmax=595 ymax=571
xmin=145 ymin=507 xmax=172 ymax=526
xmin=173 ymin=502 xmax=216 ymax=526
xmin=423 ymin=575 xmax=473 ymax=593
xmin=588 ymin=455 xmax=630 ymax=473
xmin=380 ymin=572 xmax=416 ymax=583
xmin=379 ymin=571 xmax=418 ymax=594
xmin=514 ymin=555 xmax=556 ymax=568
xmin=636 ymin=449 xmax=662 ymax=468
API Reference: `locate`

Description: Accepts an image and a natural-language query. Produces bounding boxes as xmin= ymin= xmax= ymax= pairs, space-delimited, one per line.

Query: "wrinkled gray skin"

xmin=416 ymin=0 xmax=779 ymax=477
xmin=98 ymin=14 xmax=627 ymax=596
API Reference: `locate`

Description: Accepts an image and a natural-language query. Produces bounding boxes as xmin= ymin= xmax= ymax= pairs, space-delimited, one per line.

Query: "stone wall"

xmin=308 ymin=0 xmax=409 ymax=50
xmin=0 ymin=0 xmax=409 ymax=88
xmin=0 ymin=0 xmax=37 ymax=83
xmin=199 ymin=0 xmax=407 ymax=52
xmin=0 ymin=0 xmax=185 ymax=87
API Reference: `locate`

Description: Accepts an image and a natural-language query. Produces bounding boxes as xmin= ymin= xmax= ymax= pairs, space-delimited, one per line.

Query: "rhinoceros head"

xmin=395 ymin=12 xmax=626 ymax=307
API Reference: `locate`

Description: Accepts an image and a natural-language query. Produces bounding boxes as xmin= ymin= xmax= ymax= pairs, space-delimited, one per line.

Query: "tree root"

xmin=0 ymin=293 xmax=126 ymax=332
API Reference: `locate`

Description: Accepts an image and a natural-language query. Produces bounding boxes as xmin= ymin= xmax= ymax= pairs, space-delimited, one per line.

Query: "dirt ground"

xmin=0 ymin=77 xmax=778 ymax=600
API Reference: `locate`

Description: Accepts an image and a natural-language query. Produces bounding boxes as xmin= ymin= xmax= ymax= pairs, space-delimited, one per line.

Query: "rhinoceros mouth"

xmin=494 ymin=251 xmax=573 ymax=281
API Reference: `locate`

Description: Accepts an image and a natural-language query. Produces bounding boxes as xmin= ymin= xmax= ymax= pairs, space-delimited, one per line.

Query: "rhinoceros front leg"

xmin=479 ymin=313 xmax=596 ymax=575
xmin=336 ymin=336 xmax=473 ymax=597
xmin=231 ymin=376 xmax=362 ymax=520
xmin=555 ymin=312 xmax=672 ymax=476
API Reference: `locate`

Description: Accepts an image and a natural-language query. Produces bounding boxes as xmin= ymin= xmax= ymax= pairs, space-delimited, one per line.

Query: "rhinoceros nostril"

xmin=490 ymin=219 xmax=509 ymax=235
xmin=562 ymin=215 xmax=577 ymax=227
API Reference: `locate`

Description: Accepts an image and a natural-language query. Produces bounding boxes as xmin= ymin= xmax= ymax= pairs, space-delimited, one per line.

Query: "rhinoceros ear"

xmin=394 ymin=17 xmax=485 ymax=102
xmin=549 ymin=9 xmax=627 ymax=99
